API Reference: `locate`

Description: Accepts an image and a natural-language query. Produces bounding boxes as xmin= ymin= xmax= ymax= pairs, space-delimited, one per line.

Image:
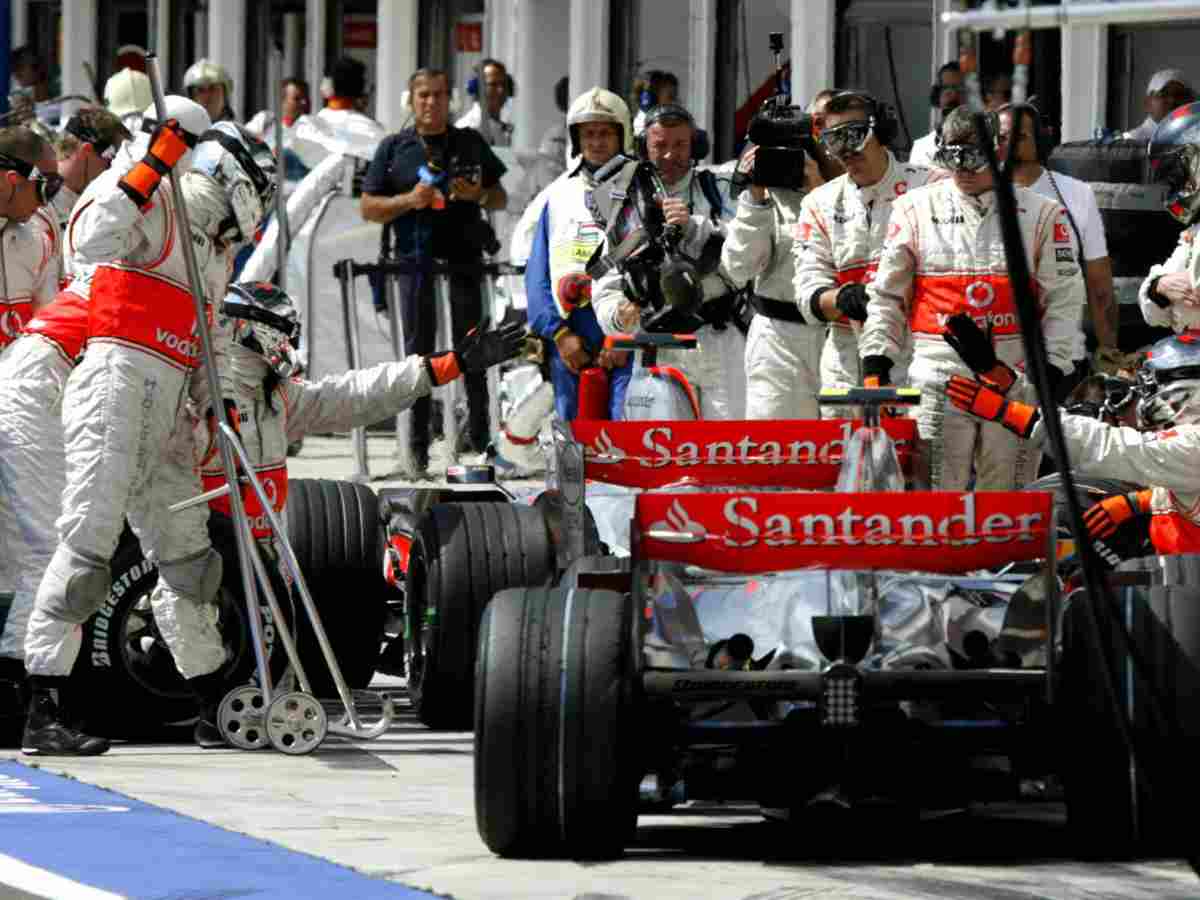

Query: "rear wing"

xmin=634 ymin=490 xmax=1055 ymax=574
xmin=569 ymin=419 xmax=916 ymax=490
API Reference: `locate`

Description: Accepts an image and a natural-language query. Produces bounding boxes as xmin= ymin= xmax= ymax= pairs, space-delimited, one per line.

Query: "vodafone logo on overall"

xmin=964 ymin=281 xmax=995 ymax=309
xmin=0 ymin=307 xmax=26 ymax=339
xmin=635 ymin=490 xmax=1054 ymax=574
xmin=1053 ymin=222 xmax=1070 ymax=244
xmin=894 ymin=181 xmax=908 ymax=196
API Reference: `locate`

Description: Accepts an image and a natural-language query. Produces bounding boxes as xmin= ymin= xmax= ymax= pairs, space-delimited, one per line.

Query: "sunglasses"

xmin=820 ymin=119 xmax=873 ymax=159
xmin=936 ymin=142 xmax=991 ymax=173
xmin=0 ymin=151 xmax=63 ymax=203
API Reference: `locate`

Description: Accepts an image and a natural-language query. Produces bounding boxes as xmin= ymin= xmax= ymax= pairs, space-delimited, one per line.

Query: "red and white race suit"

xmin=28 ymin=137 xmax=236 ymax=681
xmin=861 ymin=179 xmax=1085 ymax=490
xmin=793 ymin=152 xmax=930 ymax=415
xmin=1037 ymin=413 xmax=1200 ymax=554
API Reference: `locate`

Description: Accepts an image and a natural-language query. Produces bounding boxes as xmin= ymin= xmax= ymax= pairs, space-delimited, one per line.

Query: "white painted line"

xmin=0 ymin=853 xmax=127 ymax=900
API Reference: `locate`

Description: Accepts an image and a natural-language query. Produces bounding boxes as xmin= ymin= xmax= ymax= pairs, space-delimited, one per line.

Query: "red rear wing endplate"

xmin=571 ymin=419 xmax=916 ymax=490
xmin=635 ymin=490 xmax=1054 ymax=574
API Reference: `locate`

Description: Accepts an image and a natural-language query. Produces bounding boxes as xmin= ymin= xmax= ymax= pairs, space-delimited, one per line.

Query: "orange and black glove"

xmin=425 ymin=318 xmax=527 ymax=386
xmin=943 ymin=312 xmax=1017 ymax=394
xmin=555 ymin=272 xmax=593 ymax=313
xmin=861 ymin=354 xmax=892 ymax=389
xmin=945 ymin=374 xmax=1039 ymax=438
xmin=118 ymin=118 xmax=194 ymax=210
xmin=1083 ymin=489 xmax=1152 ymax=540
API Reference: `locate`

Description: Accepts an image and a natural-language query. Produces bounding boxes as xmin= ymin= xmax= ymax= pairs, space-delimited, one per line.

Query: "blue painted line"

xmin=0 ymin=761 xmax=437 ymax=900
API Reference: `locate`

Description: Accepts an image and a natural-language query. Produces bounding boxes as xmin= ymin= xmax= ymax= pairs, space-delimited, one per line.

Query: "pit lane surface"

xmin=1 ymin=436 xmax=1194 ymax=900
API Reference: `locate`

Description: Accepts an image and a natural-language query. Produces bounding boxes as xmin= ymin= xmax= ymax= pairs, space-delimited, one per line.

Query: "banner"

xmin=571 ymin=419 xmax=915 ymax=490
xmin=636 ymin=490 xmax=1053 ymax=574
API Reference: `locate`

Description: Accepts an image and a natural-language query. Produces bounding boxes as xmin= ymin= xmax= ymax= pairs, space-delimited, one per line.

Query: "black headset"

xmin=467 ymin=58 xmax=515 ymax=100
xmin=636 ymin=103 xmax=709 ymax=161
xmin=828 ymin=90 xmax=900 ymax=147
xmin=1000 ymin=101 xmax=1054 ymax=163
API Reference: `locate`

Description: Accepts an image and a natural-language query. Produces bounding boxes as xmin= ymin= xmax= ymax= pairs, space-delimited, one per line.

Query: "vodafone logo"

xmin=894 ymin=181 xmax=908 ymax=196
xmin=0 ymin=308 xmax=25 ymax=338
xmin=964 ymin=281 xmax=995 ymax=309
xmin=887 ymin=222 xmax=902 ymax=240
xmin=799 ymin=221 xmax=813 ymax=241
xmin=261 ymin=477 xmax=278 ymax=508
xmin=1053 ymin=222 xmax=1070 ymax=244
xmin=155 ymin=327 xmax=200 ymax=359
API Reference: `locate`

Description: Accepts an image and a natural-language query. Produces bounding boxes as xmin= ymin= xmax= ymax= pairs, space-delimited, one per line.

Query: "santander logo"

xmin=587 ymin=427 xmax=628 ymax=464
xmin=646 ymin=498 xmax=707 ymax=543
xmin=586 ymin=422 xmax=864 ymax=469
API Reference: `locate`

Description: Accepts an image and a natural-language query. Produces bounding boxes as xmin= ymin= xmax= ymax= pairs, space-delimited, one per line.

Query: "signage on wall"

xmin=456 ymin=21 xmax=482 ymax=53
xmin=344 ymin=15 xmax=377 ymax=49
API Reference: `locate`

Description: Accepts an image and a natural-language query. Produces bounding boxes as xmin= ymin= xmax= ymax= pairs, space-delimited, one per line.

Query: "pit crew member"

xmin=527 ymin=87 xmax=634 ymax=420
xmin=1139 ymin=102 xmax=1200 ymax=335
xmin=859 ymin=106 xmax=1085 ymax=490
xmin=23 ymin=105 xmax=274 ymax=756
xmin=793 ymin=91 xmax=929 ymax=414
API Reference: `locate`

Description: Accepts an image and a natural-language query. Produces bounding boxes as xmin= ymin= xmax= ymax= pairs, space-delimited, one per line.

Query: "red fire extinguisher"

xmin=576 ymin=365 xmax=611 ymax=420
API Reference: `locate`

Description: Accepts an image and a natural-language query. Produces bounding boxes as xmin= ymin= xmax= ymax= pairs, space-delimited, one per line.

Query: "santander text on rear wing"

xmin=570 ymin=419 xmax=915 ymax=490
xmin=635 ymin=490 xmax=1054 ymax=574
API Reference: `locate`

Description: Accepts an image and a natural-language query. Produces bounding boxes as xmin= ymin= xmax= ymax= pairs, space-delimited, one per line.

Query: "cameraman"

xmin=361 ymin=68 xmax=508 ymax=477
xmin=722 ymin=133 xmax=825 ymax=419
xmin=794 ymin=91 xmax=930 ymax=414
xmin=593 ymin=104 xmax=746 ymax=419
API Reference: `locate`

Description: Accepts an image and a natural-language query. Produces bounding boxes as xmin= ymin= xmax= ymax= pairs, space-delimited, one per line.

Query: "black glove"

xmin=425 ymin=318 xmax=527 ymax=386
xmin=943 ymin=312 xmax=1017 ymax=394
xmin=835 ymin=283 xmax=870 ymax=322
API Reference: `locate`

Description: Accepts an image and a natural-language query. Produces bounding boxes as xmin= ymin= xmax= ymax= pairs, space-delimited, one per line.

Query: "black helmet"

xmin=221 ymin=281 xmax=301 ymax=378
xmin=1135 ymin=332 xmax=1200 ymax=430
xmin=1148 ymin=101 xmax=1200 ymax=225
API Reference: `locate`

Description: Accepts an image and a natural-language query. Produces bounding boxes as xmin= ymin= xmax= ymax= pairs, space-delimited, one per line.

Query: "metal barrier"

xmin=332 ymin=257 xmax=524 ymax=481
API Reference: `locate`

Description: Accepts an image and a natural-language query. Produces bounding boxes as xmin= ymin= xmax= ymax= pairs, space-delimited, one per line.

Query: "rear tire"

xmin=1058 ymin=554 xmax=1200 ymax=858
xmin=475 ymin=587 xmax=638 ymax=859
xmin=285 ymin=478 xmax=389 ymax=695
xmin=405 ymin=502 xmax=553 ymax=730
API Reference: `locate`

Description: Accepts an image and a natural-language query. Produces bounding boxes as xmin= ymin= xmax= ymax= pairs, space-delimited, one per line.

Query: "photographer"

xmin=794 ymin=91 xmax=930 ymax=414
xmin=722 ymin=96 xmax=827 ymax=419
xmin=592 ymin=104 xmax=746 ymax=419
xmin=361 ymin=68 xmax=508 ymax=477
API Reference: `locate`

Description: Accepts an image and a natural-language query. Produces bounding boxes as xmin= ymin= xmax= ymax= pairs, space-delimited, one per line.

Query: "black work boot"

xmin=187 ymin=672 xmax=230 ymax=749
xmin=22 ymin=676 xmax=109 ymax=756
xmin=0 ymin=657 xmax=28 ymax=749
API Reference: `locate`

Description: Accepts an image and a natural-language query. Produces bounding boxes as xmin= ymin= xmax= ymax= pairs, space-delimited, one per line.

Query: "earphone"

xmin=467 ymin=59 xmax=515 ymax=100
xmin=828 ymin=90 xmax=900 ymax=147
xmin=636 ymin=103 xmax=709 ymax=161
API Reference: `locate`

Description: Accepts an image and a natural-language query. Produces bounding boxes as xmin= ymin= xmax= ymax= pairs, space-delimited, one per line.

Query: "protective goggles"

xmin=820 ymin=119 xmax=873 ymax=159
xmin=64 ymin=118 xmax=117 ymax=163
xmin=935 ymin=142 xmax=991 ymax=173
xmin=0 ymin=151 xmax=63 ymax=203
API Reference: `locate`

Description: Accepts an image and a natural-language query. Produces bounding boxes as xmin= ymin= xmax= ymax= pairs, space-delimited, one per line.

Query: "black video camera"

xmin=745 ymin=32 xmax=813 ymax=191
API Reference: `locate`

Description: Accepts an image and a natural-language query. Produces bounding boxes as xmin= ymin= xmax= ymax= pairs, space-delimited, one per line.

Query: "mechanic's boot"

xmin=188 ymin=672 xmax=230 ymax=750
xmin=21 ymin=676 xmax=109 ymax=756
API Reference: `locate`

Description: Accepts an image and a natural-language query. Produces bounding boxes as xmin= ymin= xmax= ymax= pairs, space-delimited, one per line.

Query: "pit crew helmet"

xmin=1135 ymin=332 xmax=1200 ymax=430
xmin=183 ymin=59 xmax=234 ymax=102
xmin=221 ymin=281 xmax=301 ymax=378
xmin=567 ymin=87 xmax=634 ymax=158
xmin=139 ymin=95 xmax=212 ymax=171
xmin=191 ymin=122 xmax=276 ymax=247
xmin=1148 ymin=101 xmax=1200 ymax=226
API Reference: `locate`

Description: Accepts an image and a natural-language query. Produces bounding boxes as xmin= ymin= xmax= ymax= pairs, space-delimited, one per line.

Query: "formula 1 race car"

xmin=464 ymin=391 xmax=1200 ymax=861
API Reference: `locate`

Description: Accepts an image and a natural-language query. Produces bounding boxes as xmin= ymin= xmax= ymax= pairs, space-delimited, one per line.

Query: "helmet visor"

xmin=1151 ymin=148 xmax=1192 ymax=192
xmin=820 ymin=119 xmax=872 ymax=159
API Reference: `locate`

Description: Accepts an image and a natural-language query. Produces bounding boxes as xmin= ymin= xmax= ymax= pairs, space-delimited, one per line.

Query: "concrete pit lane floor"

xmin=0 ymin=436 xmax=1196 ymax=900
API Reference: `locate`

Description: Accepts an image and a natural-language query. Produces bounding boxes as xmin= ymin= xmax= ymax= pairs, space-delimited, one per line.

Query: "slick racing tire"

xmin=1026 ymin=473 xmax=1145 ymax=542
xmin=77 ymin=517 xmax=286 ymax=739
xmin=405 ymin=502 xmax=554 ymax=730
xmin=285 ymin=478 xmax=389 ymax=696
xmin=475 ymin=587 xmax=639 ymax=859
xmin=1058 ymin=554 xmax=1200 ymax=858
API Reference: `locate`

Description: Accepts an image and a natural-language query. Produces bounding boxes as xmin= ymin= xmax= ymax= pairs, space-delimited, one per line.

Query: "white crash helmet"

xmin=567 ymin=87 xmax=633 ymax=158
xmin=190 ymin=122 xmax=277 ymax=247
xmin=139 ymin=95 xmax=212 ymax=171
xmin=221 ymin=281 xmax=301 ymax=378
xmin=184 ymin=58 xmax=234 ymax=99
xmin=104 ymin=68 xmax=152 ymax=119
xmin=1136 ymin=333 xmax=1200 ymax=430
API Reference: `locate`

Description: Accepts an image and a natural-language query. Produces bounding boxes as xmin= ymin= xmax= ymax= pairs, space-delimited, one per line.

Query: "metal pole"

xmin=482 ymin=270 xmax=502 ymax=449
xmin=943 ymin=0 xmax=1200 ymax=31
xmin=338 ymin=260 xmax=370 ymax=480
xmin=435 ymin=268 xmax=460 ymax=468
xmin=272 ymin=42 xmax=289 ymax=295
xmin=386 ymin=269 xmax=418 ymax=476
xmin=304 ymin=191 xmax=337 ymax=376
xmin=145 ymin=54 xmax=274 ymax=706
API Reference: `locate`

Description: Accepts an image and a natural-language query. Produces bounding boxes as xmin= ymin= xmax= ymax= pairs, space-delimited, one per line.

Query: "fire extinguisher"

xmin=577 ymin=365 xmax=611 ymax=420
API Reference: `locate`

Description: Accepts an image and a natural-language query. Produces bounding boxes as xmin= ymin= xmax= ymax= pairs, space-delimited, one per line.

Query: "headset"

xmin=467 ymin=58 xmax=515 ymax=100
xmin=636 ymin=103 xmax=709 ymax=162
xmin=999 ymin=101 xmax=1055 ymax=163
xmin=827 ymin=90 xmax=900 ymax=147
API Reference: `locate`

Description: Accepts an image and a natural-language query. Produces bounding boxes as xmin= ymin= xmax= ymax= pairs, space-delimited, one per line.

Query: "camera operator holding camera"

xmin=591 ymin=104 xmax=746 ymax=419
xmin=361 ymin=68 xmax=508 ymax=477
xmin=794 ymin=91 xmax=930 ymax=414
